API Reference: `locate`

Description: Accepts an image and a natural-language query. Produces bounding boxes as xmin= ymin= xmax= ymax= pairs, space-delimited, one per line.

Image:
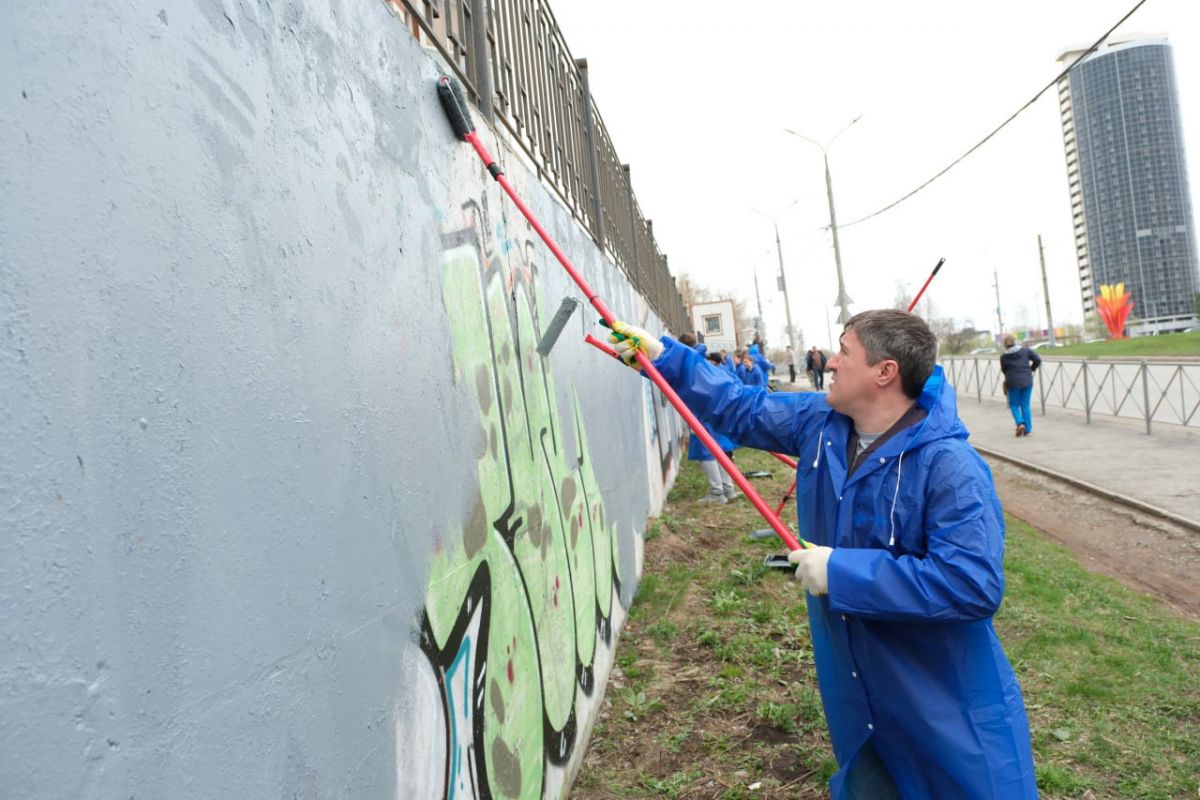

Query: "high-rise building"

xmin=1056 ymin=36 xmax=1199 ymax=335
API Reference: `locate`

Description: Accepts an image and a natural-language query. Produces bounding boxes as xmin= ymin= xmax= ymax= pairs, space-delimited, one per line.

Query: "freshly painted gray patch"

xmin=1 ymin=1 xmax=677 ymax=797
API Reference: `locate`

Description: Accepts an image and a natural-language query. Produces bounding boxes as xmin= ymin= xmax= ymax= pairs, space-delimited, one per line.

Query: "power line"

xmin=839 ymin=0 xmax=1150 ymax=229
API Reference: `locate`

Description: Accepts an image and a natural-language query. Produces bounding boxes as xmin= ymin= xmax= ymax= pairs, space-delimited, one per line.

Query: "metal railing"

xmin=941 ymin=356 xmax=1200 ymax=433
xmin=390 ymin=0 xmax=688 ymax=335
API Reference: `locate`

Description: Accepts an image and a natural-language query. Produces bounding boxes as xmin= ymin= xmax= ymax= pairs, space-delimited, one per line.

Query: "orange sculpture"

xmin=1096 ymin=283 xmax=1134 ymax=339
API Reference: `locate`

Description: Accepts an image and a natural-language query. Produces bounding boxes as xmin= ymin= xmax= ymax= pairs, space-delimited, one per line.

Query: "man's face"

xmin=826 ymin=329 xmax=888 ymax=413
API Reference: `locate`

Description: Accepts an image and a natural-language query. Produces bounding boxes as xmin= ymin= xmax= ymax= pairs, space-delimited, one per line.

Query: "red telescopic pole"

xmin=438 ymin=78 xmax=807 ymax=550
xmin=581 ymin=336 xmax=806 ymax=550
xmin=766 ymin=452 xmax=798 ymax=515
xmin=907 ymin=258 xmax=946 ymax=313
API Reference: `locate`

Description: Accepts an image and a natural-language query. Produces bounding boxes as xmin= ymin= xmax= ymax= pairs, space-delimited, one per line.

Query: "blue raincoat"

xmin=742 ymin=366 xmax=766 ymax=388
xmin=652 ymin=338 xmax=1037 ymax=799
xmin=687 ymin=423 xmax=734 ymax=462
xmin=747 ymin=343 xmax=775 ymax=383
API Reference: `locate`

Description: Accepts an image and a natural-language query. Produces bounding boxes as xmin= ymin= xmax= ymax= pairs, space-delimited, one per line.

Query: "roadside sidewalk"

xmin=954 ymin=395 xmax=1200 ymax=528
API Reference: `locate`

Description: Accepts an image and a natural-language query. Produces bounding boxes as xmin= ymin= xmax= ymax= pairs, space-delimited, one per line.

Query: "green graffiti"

xmin=420 ymin=211 xmax=626 ymax=800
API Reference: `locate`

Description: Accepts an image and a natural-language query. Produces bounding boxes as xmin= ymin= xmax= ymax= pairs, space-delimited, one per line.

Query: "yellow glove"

xmin=788 ymin=546 xmax=833 ymax=595
xmin=608 ymin=321 xmax=664 ymax=368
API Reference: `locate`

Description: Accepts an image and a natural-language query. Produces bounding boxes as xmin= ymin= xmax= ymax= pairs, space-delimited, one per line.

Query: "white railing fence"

xmin=940 ymin=356 xmax=1200 ymax=433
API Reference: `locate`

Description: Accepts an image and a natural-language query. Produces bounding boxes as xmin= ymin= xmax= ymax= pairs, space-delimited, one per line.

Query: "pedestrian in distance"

xmin=808 ymin=345 xmax=827 ymax=390
xmin=677 ymin=335 xmax=738 ymax=503
xmin=607 ymin=310 xmax=1038 ymax=799
xmin=1000 ymin=334 xmax=1041 ymax=437
xmin=786 ymin=345 xmax=797 ymax=383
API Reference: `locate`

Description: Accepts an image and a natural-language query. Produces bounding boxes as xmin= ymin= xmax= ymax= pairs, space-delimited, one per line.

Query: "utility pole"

xmin=784 ymin=118 xmax=861 ymax=325
xmin=774 ymin=223 xmax=799 ymax=356
xmin=824 ymin=153 xmax=853 ymax=325
xmin=1038 ymin=234 xmax=1056 ymax=345
xmin=993 ymin=269 xmax=1004 ymax=345
xmin=825 ymin=306 xmax=834 ymax=351
xmin=752 ymin=271 xmax=764 ymax=344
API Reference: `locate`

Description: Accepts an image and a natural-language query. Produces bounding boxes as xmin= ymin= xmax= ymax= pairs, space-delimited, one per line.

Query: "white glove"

xmin=608 ymin=320 xmax=664 ymax=368
xmin=788 ymin=546 xmax=833 ymax=596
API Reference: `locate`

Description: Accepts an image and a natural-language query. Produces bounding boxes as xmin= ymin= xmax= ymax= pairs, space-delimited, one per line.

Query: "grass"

xmin=572 ymin=449 xmax=1200 ymax=799
xmin=1046 ymin=329 xmax=1200 ymax=358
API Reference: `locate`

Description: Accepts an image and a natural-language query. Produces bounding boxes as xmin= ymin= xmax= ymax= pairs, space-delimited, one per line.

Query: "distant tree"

xmin=1059 ymin=322 xmax=1084 ymax=344
xmin=927 ymin=317 xmax=979 ymax=355
xmin=1083 ymin=312 xmax=1106 ymax=341
xmin=1194 ymin=292 xmax=1200 ymax=318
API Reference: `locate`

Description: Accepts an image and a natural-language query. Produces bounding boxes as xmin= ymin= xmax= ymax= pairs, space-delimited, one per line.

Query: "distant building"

xmin=1056 ymin=35 xmax=1199 ymax=335
xmin=689 ymin=299 xmax=738 ymax=353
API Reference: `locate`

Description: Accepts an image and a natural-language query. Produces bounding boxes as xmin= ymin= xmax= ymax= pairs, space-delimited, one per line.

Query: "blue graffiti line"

xmin=446 ymin=633 xmax=474 ymax=797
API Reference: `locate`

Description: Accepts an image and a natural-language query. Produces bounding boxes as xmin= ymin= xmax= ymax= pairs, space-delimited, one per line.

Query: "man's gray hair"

xmin=843 ymin=310 xmax=937 ymax=399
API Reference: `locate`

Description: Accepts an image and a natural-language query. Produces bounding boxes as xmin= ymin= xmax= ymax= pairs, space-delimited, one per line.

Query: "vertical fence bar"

xmin=1181 ymin=366 xmax=1186 ymax=426
xmin=469 ymin=0 xmax=494 ymax=119
xmin=1083 ymin=361 xmax=1090 ymax=425
xmin=1038 ymin=362 xmax=1046 ymax=416
xmin=1142 ymin=361 xmax=1152 ymax=434
xmin=624 ymin=165 xmax=639 ymax=288
xmin=575 ymin=58 xmax=605 ymax=247
xmin=974 ymin=358 xmax=982 ymax=404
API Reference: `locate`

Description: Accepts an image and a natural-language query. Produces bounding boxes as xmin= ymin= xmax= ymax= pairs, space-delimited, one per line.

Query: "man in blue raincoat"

xmin=610 ymin=310 xmax=1037 ymax=799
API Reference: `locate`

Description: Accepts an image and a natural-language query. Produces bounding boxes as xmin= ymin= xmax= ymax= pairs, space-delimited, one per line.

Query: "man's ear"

xmin=876 ymin=360 xmax=901 ymax=389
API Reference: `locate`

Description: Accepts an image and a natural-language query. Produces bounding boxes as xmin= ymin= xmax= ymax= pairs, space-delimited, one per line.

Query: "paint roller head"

xmin=535 ymin=297 xmax=581 ymax=356
xmin=436 ymin=76 xmax=475 ymax=141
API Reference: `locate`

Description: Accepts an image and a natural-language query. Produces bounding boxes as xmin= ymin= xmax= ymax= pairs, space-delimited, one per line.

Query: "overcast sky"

xmin=548 ymin=0 xmax=1200 ymax=348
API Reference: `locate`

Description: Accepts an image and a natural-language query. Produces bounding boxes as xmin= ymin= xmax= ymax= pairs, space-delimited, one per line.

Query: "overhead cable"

xmin=839 ymin=0 xmax=1150 ymax=229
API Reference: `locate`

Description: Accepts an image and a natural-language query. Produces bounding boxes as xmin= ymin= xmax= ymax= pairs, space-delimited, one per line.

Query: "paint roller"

xmin=535 ymin=297 xmax=580 ymax=356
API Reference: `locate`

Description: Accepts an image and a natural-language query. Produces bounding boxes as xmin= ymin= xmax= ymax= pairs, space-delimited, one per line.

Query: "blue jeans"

xmin=843 ymin=740 xmax=901 ymax=799
xmin=1008 ymin=385 xmax=1033 ymax=431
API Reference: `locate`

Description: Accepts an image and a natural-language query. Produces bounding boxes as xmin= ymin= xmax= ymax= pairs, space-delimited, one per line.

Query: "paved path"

xmin=954 ymin=394 xmax=1200 ymax=527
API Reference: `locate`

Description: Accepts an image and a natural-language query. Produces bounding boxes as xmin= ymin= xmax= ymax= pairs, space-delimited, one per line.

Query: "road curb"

xmin=976 ymin=445 xmax=1200 ymax=535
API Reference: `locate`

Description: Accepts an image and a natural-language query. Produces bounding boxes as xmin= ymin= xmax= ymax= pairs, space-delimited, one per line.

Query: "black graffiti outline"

xmin=419 ymin=563 xmax=493 ymax=800
xmin=427 ymin=211 xmax=624 ymax=794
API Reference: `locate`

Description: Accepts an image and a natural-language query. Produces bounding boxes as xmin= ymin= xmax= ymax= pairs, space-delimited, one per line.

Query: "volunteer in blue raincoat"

xmin=609 ymin=310 xmax=1037 ymax=799
xmin=747 ymin=341 xmax=775 ymax=383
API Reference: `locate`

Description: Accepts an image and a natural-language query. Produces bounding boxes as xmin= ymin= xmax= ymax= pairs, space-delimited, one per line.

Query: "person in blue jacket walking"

xmin=609 ymin=310 xmax=1037 ymax=799
xmin=1000 ymin=334 xmax=1041 ymax=437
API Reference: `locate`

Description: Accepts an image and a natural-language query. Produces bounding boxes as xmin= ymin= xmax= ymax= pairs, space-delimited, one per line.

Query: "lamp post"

xmin=784 ymin=117 xmax=861 ymax=325
xmin=750 ymin=200 xmax=803 ymax=357
xmin=752 ymin=271 xmax=764 ymax=343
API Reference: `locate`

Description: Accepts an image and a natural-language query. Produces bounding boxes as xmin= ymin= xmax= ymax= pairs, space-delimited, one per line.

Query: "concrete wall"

xmin=0 ymin=1 xmax=683 ymax=797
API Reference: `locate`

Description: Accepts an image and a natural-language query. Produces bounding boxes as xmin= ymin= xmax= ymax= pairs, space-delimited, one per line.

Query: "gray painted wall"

xmin=0 ymin=1 xmax=680 ymax=797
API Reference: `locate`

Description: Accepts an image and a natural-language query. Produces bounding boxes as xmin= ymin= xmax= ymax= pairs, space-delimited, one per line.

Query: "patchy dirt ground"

xmin=989 ymin=458 xmax=1200 ymax=622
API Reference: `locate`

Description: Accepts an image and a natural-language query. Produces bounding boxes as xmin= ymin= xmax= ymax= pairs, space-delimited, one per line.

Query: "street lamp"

xmin=784 ymin=117 xmax=861 ymax=325
xmin=749 ymin=199 xmax=803 ymax=357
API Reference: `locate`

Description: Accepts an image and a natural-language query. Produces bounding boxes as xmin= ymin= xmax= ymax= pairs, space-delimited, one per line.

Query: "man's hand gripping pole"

xmin=584 ymin=335 xmax=809 ymax=551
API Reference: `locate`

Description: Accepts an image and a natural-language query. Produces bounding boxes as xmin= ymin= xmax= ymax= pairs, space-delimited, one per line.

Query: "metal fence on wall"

xmin=391 ymin=0 xmax=689 ymax=335
xmin=941 ymin=356 xmax=1200 ymax=433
